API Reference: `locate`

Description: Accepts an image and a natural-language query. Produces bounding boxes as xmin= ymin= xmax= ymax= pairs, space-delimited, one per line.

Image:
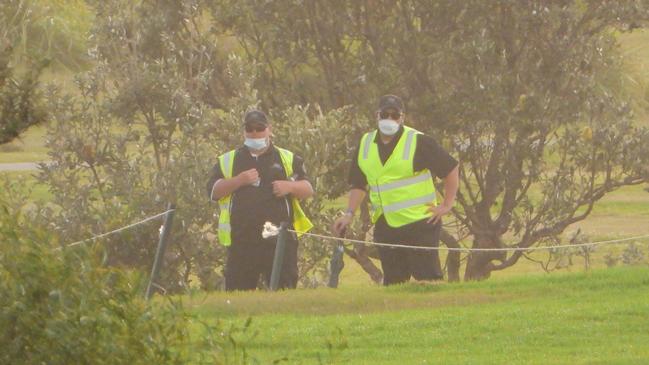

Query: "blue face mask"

xmin=244 ymin=137 xmax=268 ymax=150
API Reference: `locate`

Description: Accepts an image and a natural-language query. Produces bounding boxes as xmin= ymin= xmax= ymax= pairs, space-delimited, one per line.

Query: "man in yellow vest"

xmin=207 ymin=110 xmax=313 ymax=291
xmin=333 ymin=95 xmax=459 ymax=285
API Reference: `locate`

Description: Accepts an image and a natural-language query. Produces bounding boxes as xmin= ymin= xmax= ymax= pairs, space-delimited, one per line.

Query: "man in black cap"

xmin=207 ymin=109 xmax=314 ymax=291
xmin=333 ymin=95 xmax=459 ymax=285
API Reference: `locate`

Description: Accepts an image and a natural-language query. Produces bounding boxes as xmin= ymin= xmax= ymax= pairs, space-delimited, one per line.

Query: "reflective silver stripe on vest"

xmin=402 ymin=129 xmax=417 ymax=160
xmin=381 ymin=193 xmax=436 ymax=213
xmin=362 ymin=131 xmax=377 ymax=160
xmin=222 ymin=151 xmax=233 ymax=178
xmin=369 ymin=171 xmax=432 ymax=193
xmin=218 ymin=223 xmax=231 ymax=231
xmin=219 ymin=203 xmax=228 ymax=211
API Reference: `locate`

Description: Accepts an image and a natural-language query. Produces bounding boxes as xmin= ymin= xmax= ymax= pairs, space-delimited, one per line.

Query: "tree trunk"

xmin=344 ymin=245 xmax=383 ymax=284
xmin=439 ymin=229 xmax=461 ymax=282
xmin=464 ymin=235 xmax=505 ymax=281
xmin=345 ymin=195 xmax=383 ymax=284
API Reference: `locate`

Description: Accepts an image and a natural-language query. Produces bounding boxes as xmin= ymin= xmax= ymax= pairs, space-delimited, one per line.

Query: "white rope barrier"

xmin=284 ymin=228 xmax=649 ymax=253
xmin=56 ymin=209 xmax=175 ymax=250
xmin=55 ymin=213 xmax=649 ymax=253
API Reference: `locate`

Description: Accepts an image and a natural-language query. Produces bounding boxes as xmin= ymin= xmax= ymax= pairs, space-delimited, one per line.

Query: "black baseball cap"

xmin=243 ymin=110 xmax=269 ymax=127
xmin=378 ymin=94 xmax=404 ymax=113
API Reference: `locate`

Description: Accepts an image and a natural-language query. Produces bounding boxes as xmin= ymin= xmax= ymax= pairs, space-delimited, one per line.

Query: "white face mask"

xmin=378 ymin=119 xmax=400 ymax=136
xmin=244 ymin=137 xmax=268 ymax=151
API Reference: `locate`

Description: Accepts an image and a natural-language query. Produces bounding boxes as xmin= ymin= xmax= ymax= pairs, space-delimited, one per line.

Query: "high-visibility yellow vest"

xmin=357 ymin=126 xmax=437 ymax=227
xmin=216 ymin=147 xmax=313 ymax=246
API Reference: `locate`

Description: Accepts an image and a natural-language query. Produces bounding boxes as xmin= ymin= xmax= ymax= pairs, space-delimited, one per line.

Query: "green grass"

xmin=619 ymin=29 xmax=649 ymax=123
xmin=0 ymin=125 xmax=49 ymax=163
xmin=185 ymin=266 xmax=649 ymax=364
xmin=0 ymin=171 xmax=51 ymax=202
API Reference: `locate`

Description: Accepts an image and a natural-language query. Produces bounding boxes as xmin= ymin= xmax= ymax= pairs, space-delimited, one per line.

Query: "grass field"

xmin=619 ymin=29 xmax=649 ymax=123
xmin=0 ymin=171 xmax=51 ymax=202
xmin=186 ymin=266 xmax=649 ymax=364
xmin=0 ymin=125 xmax=49 ymax=163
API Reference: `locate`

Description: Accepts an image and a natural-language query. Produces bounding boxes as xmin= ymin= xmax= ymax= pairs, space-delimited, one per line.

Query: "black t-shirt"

xmin=207 ymin=144 xmax=310 ymax=243
xmin=348 ymin=125 xmax=458 ymax=229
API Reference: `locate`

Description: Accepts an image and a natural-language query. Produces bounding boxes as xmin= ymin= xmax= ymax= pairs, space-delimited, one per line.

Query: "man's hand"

xmin=427 ymin=203 xmax=452 ymax=224
xmin=332 ymin=214 xmax=353 ymax=237
xmin=236 ymin=168 xmax=259 ymax=186
xmin=272 ymin=180 xmax=293 ymax=197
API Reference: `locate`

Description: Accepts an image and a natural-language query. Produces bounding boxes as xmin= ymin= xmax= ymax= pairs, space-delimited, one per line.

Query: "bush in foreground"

xmin=0 ymin=199 xmax=226 ymax=364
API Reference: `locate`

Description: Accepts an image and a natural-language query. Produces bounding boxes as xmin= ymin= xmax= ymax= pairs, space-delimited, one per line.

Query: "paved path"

xmin=0 ymin=162 xmax=42 ymax=171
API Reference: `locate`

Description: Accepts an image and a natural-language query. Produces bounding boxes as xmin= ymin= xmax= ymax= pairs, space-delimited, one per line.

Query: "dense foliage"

xmin=0 ymin=195 xmax=210 ymax=364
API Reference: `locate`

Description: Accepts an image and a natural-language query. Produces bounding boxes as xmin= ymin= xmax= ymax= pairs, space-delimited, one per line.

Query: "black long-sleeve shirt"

xmin=206 ymin=144 xmax=309 ymax=243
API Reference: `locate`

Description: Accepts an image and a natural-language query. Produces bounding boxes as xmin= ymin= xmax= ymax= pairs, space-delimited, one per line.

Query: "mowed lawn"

xmin=187 ymin=266 xmax=649 ymax=364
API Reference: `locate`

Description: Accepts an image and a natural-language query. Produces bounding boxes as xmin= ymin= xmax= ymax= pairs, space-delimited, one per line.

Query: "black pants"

xmin=224 ymin=235 xmax=298 ymax=291
xmin=374 ymin=218 xmax=444 ymax=286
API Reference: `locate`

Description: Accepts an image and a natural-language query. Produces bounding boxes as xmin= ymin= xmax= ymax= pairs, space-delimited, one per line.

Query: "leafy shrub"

xmin=0 ymin=197 xmax=211 ymax=364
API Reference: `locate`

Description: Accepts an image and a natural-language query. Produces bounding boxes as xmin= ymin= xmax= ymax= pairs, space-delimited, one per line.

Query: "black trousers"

xmin=224 ymin=235 xmax=298 ymax=291
xmin=374 ymin=218 xmax=444 ymax=286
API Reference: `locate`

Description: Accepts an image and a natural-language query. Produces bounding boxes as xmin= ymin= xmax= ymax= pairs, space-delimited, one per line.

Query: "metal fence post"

xmin=145 ymin=203 xmax=176 ymax=300
xmin=269 ymin=221 xmax=288 ymax=291
xmin=328 ymin=242 xmax=345 ymax=288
